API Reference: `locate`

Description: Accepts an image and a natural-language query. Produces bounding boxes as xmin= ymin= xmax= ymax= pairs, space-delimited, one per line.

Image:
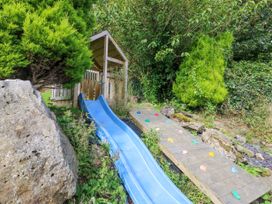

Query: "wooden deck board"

xmin=129 ymin=107 xmax=271 ymax=204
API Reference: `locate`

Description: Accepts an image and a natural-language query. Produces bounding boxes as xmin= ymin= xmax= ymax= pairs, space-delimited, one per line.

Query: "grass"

xmin=237 ymin=162 xmax=271 ymax=177
xmin=48 ymin=105 xmax=126 ymax=203
xmin=41 ymin=90 xmax=52 ymax=106
xmin=141 ymin=130 xmax=212 ymax=204
xmin=243 ymin=102 xmax=272 ymax=144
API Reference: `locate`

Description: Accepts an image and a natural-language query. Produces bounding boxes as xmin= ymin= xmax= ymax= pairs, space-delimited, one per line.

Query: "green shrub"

xmin=224 ymin=61 xmax=272 ymax=143
xmin=0 ymin=0 xmax=95 ymax=86
xmin=225 ymin=61 xmax=272 ymax=111
xmin=50 ymin=107 xmax=126 ymax=203
xmin=173 ymin=32 xmax=233 ymax=108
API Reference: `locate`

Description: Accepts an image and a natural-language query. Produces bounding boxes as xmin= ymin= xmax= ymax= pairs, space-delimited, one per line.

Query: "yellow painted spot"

xmin=167 ymin=137 xmax=174 ymax=143
xmin=209 ymin=151 xmax=215 ymax=157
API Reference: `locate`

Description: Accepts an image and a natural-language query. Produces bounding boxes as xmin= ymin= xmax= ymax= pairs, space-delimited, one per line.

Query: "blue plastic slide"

xmin=79 ymin=94 xmax=192 ymax=204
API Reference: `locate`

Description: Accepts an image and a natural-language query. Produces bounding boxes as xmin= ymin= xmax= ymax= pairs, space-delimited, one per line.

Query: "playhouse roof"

xmin=90 ymin=30 xmax=128 ymax=69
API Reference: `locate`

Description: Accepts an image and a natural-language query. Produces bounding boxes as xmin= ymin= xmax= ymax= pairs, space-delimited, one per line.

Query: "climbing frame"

xmin=130 ymin=107 xmax=271 ymax=204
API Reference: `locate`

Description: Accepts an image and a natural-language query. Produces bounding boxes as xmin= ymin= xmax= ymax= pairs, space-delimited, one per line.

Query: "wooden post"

xmin=124 ymin=60 xmax=128 ymax=103
xmin=72 ymin=83 xmax=80 ymax=107
xmin=103 ymin=35 xmax=109 ymax=99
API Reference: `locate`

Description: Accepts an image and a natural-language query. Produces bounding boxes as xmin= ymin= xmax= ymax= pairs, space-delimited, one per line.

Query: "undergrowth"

xmin=237 ymin=162 xmax=271 ymax=177
xmin=141 ymin=130 xmax=212 ymax=204
xmin=50 ymin=106 xmax=126 ymax=204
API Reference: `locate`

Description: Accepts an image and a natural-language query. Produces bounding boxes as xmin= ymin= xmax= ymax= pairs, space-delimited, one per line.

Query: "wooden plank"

xmin=103 ymin=35 xmax=109 ymax=99
xmin=124 ymin=60 xmax=128 ymax=103
xmin=107 ymin=56 xmax=124 ymax=65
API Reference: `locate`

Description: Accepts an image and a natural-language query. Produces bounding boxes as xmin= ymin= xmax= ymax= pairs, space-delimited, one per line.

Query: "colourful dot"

xmin=154 ymin=113 xmax=159 ymax=116
xmin=165 ymin=119 xmax=171 ymax=124
xmin=192 ymin=139 xmax=199 ymax=144
xmin=136 ymin=111 xmax=141 ymax=115
xmin=200 ymin=165 xmax=207 ymax=172
xmin=145 ymin=119 xmax=150 ymax=123
xmin=167 ymin=137 xmax=174 ymax=143
xmin=208 ymin=152 xmax=215 ymax=157
xmin=182 ymin=150 xmax=188 ymax=154
xmin=232 ymin=190 xmax=241 ymax=200
xmin=231 ymin=166 xmax=238 ymax=173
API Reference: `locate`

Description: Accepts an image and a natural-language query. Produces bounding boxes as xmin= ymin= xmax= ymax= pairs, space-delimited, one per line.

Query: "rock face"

xmin=201 ymin=128 xmax=237 ymax=161
xmin=0 ymin=80 xmax=77 ymax=204
xmin=161 ymin=106 xmax=175 ymax=118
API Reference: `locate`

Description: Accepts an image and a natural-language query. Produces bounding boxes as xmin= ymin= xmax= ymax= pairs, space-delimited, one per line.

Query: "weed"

xmin=50 ymin=106 xmax=126 ymax=203
xmin=41 ymin=90 xmax=53 ymax=106
xmin=111 ymin=100 xmax=131 ymax=119
xmin=237 ymin=162 xmax=271 ymax=177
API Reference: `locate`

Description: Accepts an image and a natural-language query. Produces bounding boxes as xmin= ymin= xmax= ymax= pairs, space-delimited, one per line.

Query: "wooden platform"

xmin=130 ymin=106 xmax=271 ymax=204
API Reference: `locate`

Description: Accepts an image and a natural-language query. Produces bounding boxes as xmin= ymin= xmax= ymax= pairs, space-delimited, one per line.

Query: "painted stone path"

xmin=130 ymin=107 xmax=271 ymax=204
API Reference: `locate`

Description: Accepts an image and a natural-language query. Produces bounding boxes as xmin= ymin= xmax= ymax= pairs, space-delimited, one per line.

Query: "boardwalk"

xmin=130 ymin=106 xmax=271 ymax=204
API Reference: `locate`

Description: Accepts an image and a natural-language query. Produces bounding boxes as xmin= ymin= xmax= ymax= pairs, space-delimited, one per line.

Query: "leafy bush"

xmin=0 ymin=0 xmax=95 ymax=86
xmin=142 ymin=130 xmax=212 ymax=204
xmin=225 ymin=61 xmax=272 ymax=111
xmin=233 ymin=1 xmax=272 ymax=62
xmin=173 ymin=33 xmax=233 ymax=108
xmin=50 ymin=107 xmax=126 ymax=203
xmin=95 ymin=0 xmax=267 ymax=102
xmin=224 ymin=61 xmax=272 ymax=143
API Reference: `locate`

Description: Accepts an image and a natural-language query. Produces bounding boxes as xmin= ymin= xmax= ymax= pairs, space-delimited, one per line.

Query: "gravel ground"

xmin=243 ymin=144 xmax=272 ymax=170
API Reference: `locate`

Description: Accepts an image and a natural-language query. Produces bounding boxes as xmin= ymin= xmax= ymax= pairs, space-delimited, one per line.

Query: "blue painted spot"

xmin=231 ymin=166 xmax=238 ymax=173
xmin=136 ymin=111 xmax=141 ymax=115
xmin=192 ymin=139 xmax=199 ymax=144
xmin=165 ymin=119 xmax=172 ymax=124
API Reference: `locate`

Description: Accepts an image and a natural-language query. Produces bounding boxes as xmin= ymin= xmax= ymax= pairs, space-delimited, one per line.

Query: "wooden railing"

xmin=51 ymin=85 xmax=72 ymax=101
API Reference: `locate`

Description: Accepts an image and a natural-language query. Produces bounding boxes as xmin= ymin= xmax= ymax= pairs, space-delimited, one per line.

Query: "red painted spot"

xmin=154 ymin=113 xmax=159 ymax=116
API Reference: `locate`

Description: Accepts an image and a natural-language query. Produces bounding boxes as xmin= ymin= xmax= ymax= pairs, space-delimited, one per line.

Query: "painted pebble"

xmin=231 ymin=166 xmax=238 ymax=173
xmin=182 ymin=150 xmax=188 ymax=154
xmin=208 ymin=151 xmax=215 ymax=157
xmin=145 ymin=119 xmax=150 ymax=123
xmin=200 ymin=165 xmax=207 ymax=172
xmin=232 ymin=190 xmax=241 ymax=200
xmin=192 ymin=139 xmax=199 ymax=144
xmin=167 ymin=138 xmax=174 ymax=143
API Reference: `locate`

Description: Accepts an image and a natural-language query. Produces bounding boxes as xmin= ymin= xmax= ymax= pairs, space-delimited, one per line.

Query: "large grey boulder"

xmin=0 ymin=80 xmax=77 ymax=204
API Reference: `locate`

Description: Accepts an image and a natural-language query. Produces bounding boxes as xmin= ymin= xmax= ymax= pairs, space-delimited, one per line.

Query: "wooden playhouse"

xmin=41 ymin=31 xmax=128 ymax=107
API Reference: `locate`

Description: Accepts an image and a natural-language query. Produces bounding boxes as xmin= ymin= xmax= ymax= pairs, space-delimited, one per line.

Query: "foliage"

xmin=0 ymin=0 xmax=95 ymax=86
xmin=50 ymin=106 xmax=126 ymax=203
xmin=224 ymin=61 xmax=272 ymax=143
xmin=94 ymin=0 xmax=267 ymax=102
xmin=261 ymin=192 xmax=272 ymax=204
xmin=142 ymin=130 xmax=212 ymax=203
xmin=111 ymin=101 xmax=130 ymax=119
xmin=233 ymin=1 xmax=272 ymax=62
xmin=225 ymin=61 xmax=272 ymax=111
xmin=244 ymin=101 xmax=272 ymax=144
xmin=173 ymin=33 xmax=233 ymax=108
xmin=237 ymin=162 xmax=271 ymax=177
xmin=41 ymin=90 xmax=52 ymax=106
